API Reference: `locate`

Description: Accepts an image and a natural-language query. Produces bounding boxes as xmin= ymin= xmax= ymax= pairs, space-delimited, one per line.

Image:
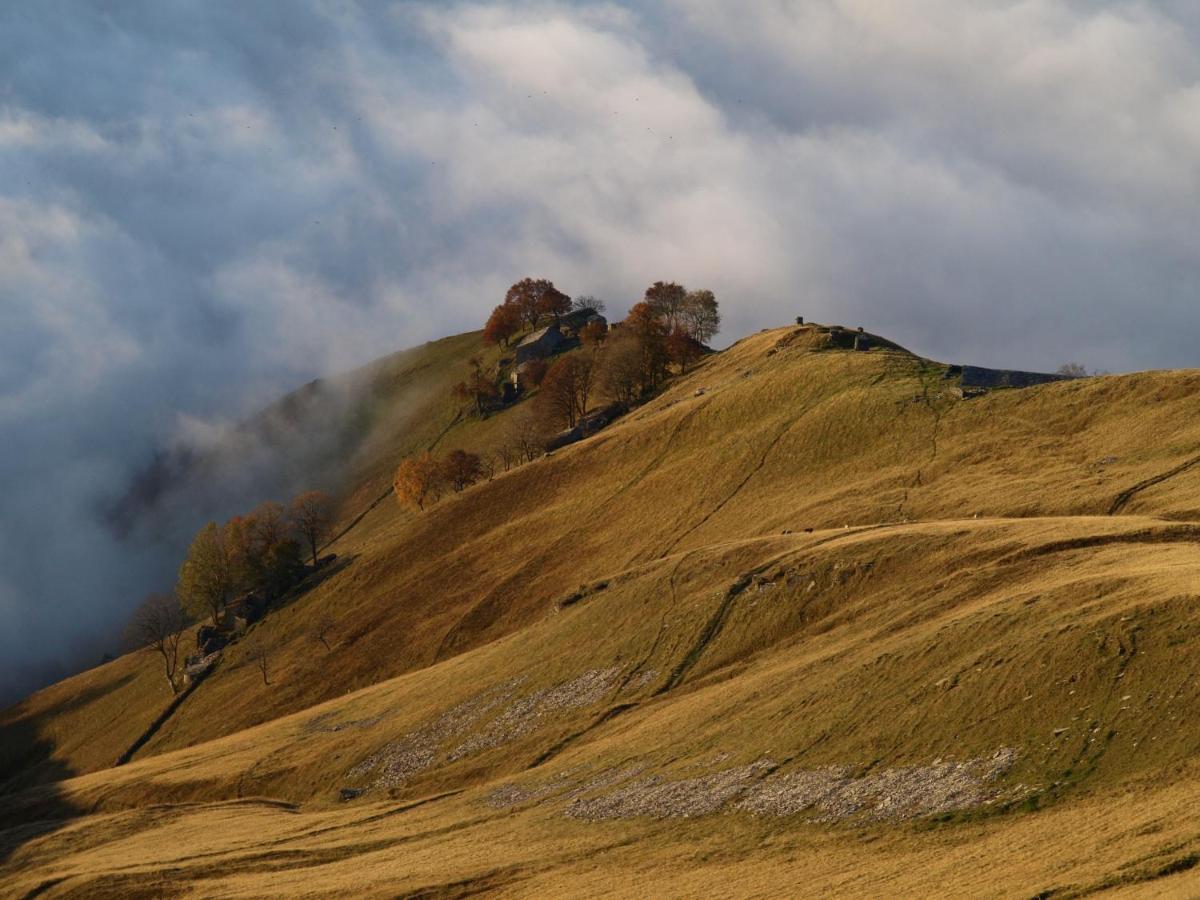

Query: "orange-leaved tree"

xmin=625 ymin=301 xmax=670 ymax=390
xmin=483 ymin=302 xmax=522 ymax=347
xmin=505 ymin=277 xmax=570 ymax=329
xmin=393 ymin=452 xmax=444 ymax=510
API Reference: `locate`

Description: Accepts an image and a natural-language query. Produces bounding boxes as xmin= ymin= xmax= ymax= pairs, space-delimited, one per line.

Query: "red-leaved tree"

xmin=506 ymin=278 xmax=570 ymax=329
xmin=483 ymin=303 xmax=522 ymax=347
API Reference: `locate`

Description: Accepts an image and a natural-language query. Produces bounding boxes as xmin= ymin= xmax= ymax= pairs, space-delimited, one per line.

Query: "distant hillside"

xmin=7 ymin=322 xmax=1200 ymax=896
xmin=104 ymin=331 xmax=505 ymax=542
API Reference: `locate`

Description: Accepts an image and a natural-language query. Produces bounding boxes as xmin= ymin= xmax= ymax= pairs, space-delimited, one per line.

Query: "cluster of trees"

xmin=620 ymin=281 xmax=720 ymax=380
xmin=393 ymin=449 xmax=491 ymax=510
xmin=393 ymin=408 xmax=558 ymax=511
xmin=529 ymin=281 xmax=722 ymax=430
xmin=177 ymin=491 xmax=334 ymax=626
xmin=1056 ymin=362 xmax=1109 ymax=377
xmin=124 ymin=489 xmax=335 ymax=693
xmin=409 ymin=279 xmax=721 ymax=511
xmin=483 ymin=277 xmax=572 ymax=346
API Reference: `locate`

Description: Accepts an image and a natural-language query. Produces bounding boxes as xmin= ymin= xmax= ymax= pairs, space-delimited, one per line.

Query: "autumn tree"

xmin=393 ymin=452 xmax=445 ymax=510
xmin=625 ymin=301 xmax=670 ymax=390
xmin=124 ymin=592 xmax=186 ymax=694
xmin=580 ymin=318 xmax=607 ymax=347
xmin=644 ymin=282 xmax=720 ymax=345
xmin=572 ymin=352 xmax=599 ymax=420
xmin=505 ymin=277 xmax=570 ymax=329
xmin=290 ymin=490 xmax=335 ymax=569
xmin=452 ymin=357 xmax=499 ymax=416
xmin=177 ymin=522 xmax=234 ymax=626
xmin=521 ymin=358 xmax=548 ymax=387
xmin=483 ymin=302 xmax=522 ymax=347
xmin=441 ymin=449 xmax=484 ymax=492
xmin=538 ymin=283 xmax=571 ymax=323
xmin=261 ymin=532 xmax=305 ymax=597
xmin=225 ymin=501 xmax=302 ymax=600
xmin=667 ymin=327 xmax=703 ymax=369
xmin=644 ymin=281 xmax=688 ymax=331
xmin=224 ymin=513 xmax=257 ymax=590
xmin=537 ymin=353 xmax=597 ymax=430
xmin=599 ymin=331 xmax=644 ymax=406
xmin=682 ymin=289 xmax=721 ymax=344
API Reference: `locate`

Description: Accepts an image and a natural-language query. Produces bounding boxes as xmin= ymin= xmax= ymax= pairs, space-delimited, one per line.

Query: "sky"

xmin=2 ymin=0 xmax=1199 ymax=702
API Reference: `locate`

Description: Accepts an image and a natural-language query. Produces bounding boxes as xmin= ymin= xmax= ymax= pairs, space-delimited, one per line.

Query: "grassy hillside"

xmin=7 ymin=323 xmax=1200 ymax=896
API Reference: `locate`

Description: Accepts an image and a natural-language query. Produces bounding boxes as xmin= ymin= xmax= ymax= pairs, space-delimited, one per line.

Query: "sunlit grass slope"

xmin=7 ymin=324 xmax=1200 ymax=897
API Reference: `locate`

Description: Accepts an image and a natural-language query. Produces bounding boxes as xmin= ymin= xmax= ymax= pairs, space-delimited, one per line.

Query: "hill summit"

xmin=6 ymin=319 xmax=1200 ymax=896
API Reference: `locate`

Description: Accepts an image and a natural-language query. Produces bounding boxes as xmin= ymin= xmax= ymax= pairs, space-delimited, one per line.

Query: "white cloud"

xmin=0 ymin=199 xmax=141 ymax=420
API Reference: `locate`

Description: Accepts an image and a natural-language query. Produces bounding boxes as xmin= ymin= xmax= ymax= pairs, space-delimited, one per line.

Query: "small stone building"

xmin=558 ymin=307 xmax=607 ymax=337
xmin=515 ymin=325 xmax=569 ymax=365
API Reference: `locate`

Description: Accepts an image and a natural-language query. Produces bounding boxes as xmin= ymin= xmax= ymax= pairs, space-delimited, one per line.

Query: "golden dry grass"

xmin=7 ymin=325 xmax=1200 ymax=897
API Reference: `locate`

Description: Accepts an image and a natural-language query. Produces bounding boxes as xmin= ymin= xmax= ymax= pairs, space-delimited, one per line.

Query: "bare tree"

xmin=290 ymin=490 xmax=335 ymax=568
xmin=248 ymin=638 xmax=271 ymax=685
xmin=312 ymin=612 xmax=335 ymax=651
xmin=507 ymin=408 xmax=546 ymax=462
xmin=124 ymin=592 xmax=187 ymax=694
xmin=1056 ymin=362 xmax=1088 ymax=378
xmin=496 ymin=443 xmax=518 ymax=472
xmin=478 ymin=450 xmax=498 ymax=481
xmin=571 ymin=294 xmax=606 ymax=314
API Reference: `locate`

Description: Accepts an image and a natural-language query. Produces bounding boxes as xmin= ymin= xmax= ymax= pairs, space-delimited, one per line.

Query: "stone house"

xmin=515 ymin=325 xmax=569 ymax=365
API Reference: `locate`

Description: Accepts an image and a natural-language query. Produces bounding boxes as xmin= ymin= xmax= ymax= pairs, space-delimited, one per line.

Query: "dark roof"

xmin=560 ymin=307 xmax=604 ymax=329
xmin=518 ymin=325 xmax=560 ymax=347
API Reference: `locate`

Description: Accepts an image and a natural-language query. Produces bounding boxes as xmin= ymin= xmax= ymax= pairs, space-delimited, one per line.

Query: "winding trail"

xmin=1108 ymin=452 xmax=1200 ymax=515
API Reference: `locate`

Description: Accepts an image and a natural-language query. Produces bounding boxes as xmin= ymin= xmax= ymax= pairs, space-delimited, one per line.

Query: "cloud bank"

xmin=2 ymin=1 xmax=1198 ymax=701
